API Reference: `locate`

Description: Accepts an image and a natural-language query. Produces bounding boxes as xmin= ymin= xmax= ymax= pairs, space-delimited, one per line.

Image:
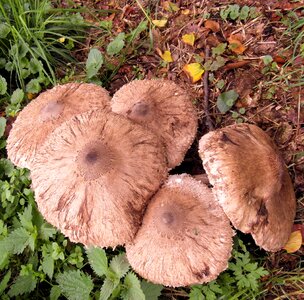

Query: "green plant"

xmin=220 ymin=5 xmax=259 ymax=22
xmin=0 ymin=0 xmax=91 ymax=94
xmin=189 ymin=237 xmax=268 ymax=300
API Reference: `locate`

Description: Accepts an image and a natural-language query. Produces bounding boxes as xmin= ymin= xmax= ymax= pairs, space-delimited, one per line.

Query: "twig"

xmin=203 ymin=45 xmax=214 ymax=131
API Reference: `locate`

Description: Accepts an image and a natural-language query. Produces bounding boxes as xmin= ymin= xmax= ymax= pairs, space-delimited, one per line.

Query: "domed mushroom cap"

xmin=7 ymin=82 xmax=111 ymax=169
xmin=199 ymin=124 xmax=296 ymax=252
xmin=30 ymin=109 xmax=168 ymax=248
xmin=111 ymin=79 xmax=198 ymax=169
xmin=126 ymin=174 xmax=233 ymax=287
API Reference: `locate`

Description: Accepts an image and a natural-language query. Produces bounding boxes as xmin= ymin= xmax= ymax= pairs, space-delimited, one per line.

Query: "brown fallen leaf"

xmin=204 ymin=20 xmax=220 ymax=32
xmin=228 ymin=35 xmax=246 ymax=55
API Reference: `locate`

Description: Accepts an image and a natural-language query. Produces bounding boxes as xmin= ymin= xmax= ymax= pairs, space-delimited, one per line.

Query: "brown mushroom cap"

xmin=199 ymin=124 xmax=296 ymax=252
xmin=30 ymin=109 xmax=168 ymax=248
xmin=111 ymin=79 xmax=198 ymax=169
xmin=7 ymin=82 xmax=111 ymax=169
xmin=126 ymin=174 xmax=233 ymax=287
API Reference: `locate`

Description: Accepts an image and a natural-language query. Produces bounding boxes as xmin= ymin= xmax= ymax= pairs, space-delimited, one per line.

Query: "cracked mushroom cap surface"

xmin=126 ymin=174 xmax=233 ymax=287
xmin=7 ymin=82 xmax=111 ymax=169
xmin=111 ymin=79 xmax=198 ymax=169
xmin=199 ymin=123 xmax=296 ymax=252
xmin=30 ymin=109 xmax=168 ymax=248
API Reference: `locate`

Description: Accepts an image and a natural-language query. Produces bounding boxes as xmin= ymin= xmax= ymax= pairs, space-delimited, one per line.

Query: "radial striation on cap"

xmin=30 ymin=109 xmax=168 ymax=248
xmin=199 ymin=124 xmax=296 ymax=252
xmin=7 ymin=82 xmax=111 ymax=169
xmin=126 ymin=174 xmax=233 ymax=287
xmin=111 ymin=79 xmax=198 ymax=169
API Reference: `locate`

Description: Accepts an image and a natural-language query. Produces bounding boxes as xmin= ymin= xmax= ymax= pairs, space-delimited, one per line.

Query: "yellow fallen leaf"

xmin=58 ymin=37 xmax=65 ymax=43
xmin=183 ymin=63 xmax=204 ymax=83
xmin=27 ymin=93 xmax=36 ymax=100
xmin=182 ymin=33 xmax=195 ymax=46
xmin=228 ymin=35 xmax=246 ymax=55
xmin=283 ymin=230 xmax=302 ymax=253
xmin=160 ymin=50 xmax=173 ymax=62
xmin=181 ymin=9 xmax=190 ymax=15
xmin=152 ymin=19 xmax=168 ymax=28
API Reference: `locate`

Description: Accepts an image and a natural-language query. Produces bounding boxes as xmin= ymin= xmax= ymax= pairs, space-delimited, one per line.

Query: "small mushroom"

xmin=111 ymin=79 xmax=198 ymax=169
xmin=126 ymin=174 xmax=233 ymax=287
xmin=7 ymin=82 xmax=111 ymax=169
xmin=199 ymin=123 xmax=296 ymax=252
xmin=30 ymin=109 xmax=168 ymax=248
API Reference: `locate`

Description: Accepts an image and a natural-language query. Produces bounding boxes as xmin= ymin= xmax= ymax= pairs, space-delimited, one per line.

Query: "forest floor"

xmin=52 ymin=0 xmax=304 ymax=298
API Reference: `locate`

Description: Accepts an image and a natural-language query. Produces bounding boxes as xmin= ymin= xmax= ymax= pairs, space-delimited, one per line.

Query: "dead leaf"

xmin=228 ymin=35 xmax=246 ymax=55
xmin=183 ymin=63 xmax=204 ymax=83
xmin=182 ymin=33 xmax=195 ymax=46
xmin=162 ymin=1 xmax=179 ymax=12
xmin=293 ymin=224 xmax=304 ymax=242
xmin=152 ymin=19 xmax=168 ymax=27
xmin=283 ymin=230 xmax=302 ymax=253
xmin=161 ymin=50 xmax=173 ymax=62
xmin=181 ymin=9 xmax=190 ymax=15
xmin=204 ymin=20 xmax=220 ymax=32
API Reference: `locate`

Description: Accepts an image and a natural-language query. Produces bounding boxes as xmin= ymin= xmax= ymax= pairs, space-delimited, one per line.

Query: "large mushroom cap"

xmin=199 ymin=124 xmax=296 ymax=252
xmin=7 ymin=82 xmax=111 ymax=169
xmin=126 ymin=174 xmax=233 ymax=287
xmin=30 ymin=109 xmax=168 ymax=248
xmin=111 ymin=79 xmax=198 ymax=169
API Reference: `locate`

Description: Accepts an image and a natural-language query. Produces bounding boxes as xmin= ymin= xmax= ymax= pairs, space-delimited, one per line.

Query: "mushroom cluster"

xmin=7 ymin=80 xmax=296 ymax=288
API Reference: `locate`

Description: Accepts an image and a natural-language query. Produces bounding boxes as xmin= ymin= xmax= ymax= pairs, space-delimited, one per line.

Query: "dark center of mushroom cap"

xmin=39 ymin=100 xmax=64 ymax=122
xmin=127 ymin=101 xmax=153 ymax=123
xmin=77 ymin=141 xmax=117 ymax=180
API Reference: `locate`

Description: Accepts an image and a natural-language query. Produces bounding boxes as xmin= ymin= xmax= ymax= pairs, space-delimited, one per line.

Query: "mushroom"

xmin=30 ymin=109 xmax=168 ymax=248
xmin=198 ymin=123 xmax=296 ymax=252
xmin=111 ymin=79 xmax=198 ymax=169
xmin=126 ymin=174 xmax=233 ymax=287
xmin=7 ymin=82 xmax=111 ymax=169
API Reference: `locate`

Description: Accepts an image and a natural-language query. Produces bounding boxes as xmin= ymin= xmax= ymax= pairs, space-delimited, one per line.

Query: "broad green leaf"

xmin=121 ymin=273 xmax=145 ymax=300
xmin=86 ymin=48 xmax=104 ymax=79
xmin=107 ymin=33 xmax=125 ymax=56
xmin=57 ymin=270 xmax=93 ymax=300
xmin=229 ymin=4 xmax=240 ymax=20
xmin=0 ymin=252 xmax=10 ymax=270
xmin=212 ymin=43 xmax=227 ymax=57
xmin=99 ymin=278 xmax=119 ymax=300
xmin=0 ymin=227 xmax=31 ymax=254
xmin=18 ymin=205 xmax=33 ymax=231
xmin=26 ymin=79 xmax=42 ymax=94
xmin=50 ymin=285 xmax=61 ymax=300
xmin=0 ymin=23 xmax=10 ymax=38
xmin=29 ymin=59 xmax=43 ymax=74
xmin=10 ymin=88 xmax=24 ymax=104
xmin=239 ymin=6 xmax=250 ymax=20
xmin=0 ymin=117 xmax=6 ymax=139
xmin=141 ymin=280 xmax=163 ymax=300
xmin=39 ymin=223 xmax=57 ymax=240
xmin=0 ymin=269 xmax=11 ymax=294
xmin=109 ymin=253 xmax=130 ymax=279
xmin=217 ymin=90 xmax=239 ymax=113
xmin=0 ymin=58 xmax=6 ymax=68
xmin=0 ymin=75 xmax=7 ymax=95
xmin=86 ymin=247 xmax=108 ymax=276
xmin=42 ymin=254 xmax=54 ymax=279
xmin=8 ymin=274 xmax=37 ymax=297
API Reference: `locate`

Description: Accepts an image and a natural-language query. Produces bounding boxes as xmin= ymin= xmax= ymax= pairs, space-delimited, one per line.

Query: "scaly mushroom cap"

xmin=199 ymin=124 xmax=296 ymax=252
xmin=126 ymin=174 xmax=233 ymax=287
xmin=30 ymin=109 xmax=168 ymax=248
xmin=111 ymin=79 xmax=198 ymax=169
xmin=7 ymin=82 xmax=111 ymax=169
